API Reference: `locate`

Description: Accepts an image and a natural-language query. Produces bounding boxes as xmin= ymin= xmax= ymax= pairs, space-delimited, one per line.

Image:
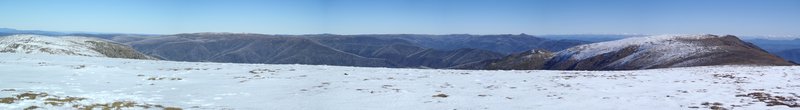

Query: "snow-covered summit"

xmin=0 ymin=34 xmax=156 ymax=59
xmin=557 ymin=34 xmax=718 ymax=61
xmin=0 ymin=34 xmax=107 ymax=56
xmin=544 ymin=34 xmax=794 ymax=70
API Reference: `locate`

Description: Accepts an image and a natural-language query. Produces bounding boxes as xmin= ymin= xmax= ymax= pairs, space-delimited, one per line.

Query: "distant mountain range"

xmin=743 ymin=39 xmax=800 ymax=63
xmin=317 ymin=34 xmax=589 ymax=54
xmin=0 ymin=28 xmax=69 ymax=36
xmin=1 ymin=28 xmax=797 ymax=70
xmin=744 ymin=38 xmax=800 ymax=52
xmin=116 ymin=33 xmax=585 ymax=68
xmin=776 ymin=49 xmax=800 ymax=64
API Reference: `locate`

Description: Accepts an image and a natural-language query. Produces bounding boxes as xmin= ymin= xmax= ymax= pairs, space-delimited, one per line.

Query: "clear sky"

xmin=0 ymin=0 xmax=798 ymax=35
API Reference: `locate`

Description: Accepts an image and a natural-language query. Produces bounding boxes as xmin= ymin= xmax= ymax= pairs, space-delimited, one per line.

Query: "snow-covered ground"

xmin=1 ymin=53 xmax=798 ymax=110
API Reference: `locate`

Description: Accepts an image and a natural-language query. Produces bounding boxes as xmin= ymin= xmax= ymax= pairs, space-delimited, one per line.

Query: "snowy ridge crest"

xmin=0 ymin=34 xmax=108 ymax=57
xmin=557 ymin=34 xmax=720 ymax=61
xmin=466 ymin=34 xmax=792 ymax=70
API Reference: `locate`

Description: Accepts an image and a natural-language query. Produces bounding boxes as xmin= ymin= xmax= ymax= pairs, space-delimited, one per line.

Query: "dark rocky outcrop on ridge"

xmin=450 ymin=49 xmax=555 ymax=70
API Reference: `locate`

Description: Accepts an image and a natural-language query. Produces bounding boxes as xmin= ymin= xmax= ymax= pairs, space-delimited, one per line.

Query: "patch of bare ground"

xmin=23 ymin=106 xmax=39 ymax=110
xmin=75 ymin=101 xmax=183 ymax=110
xmin=687 ymin=102 xmax=728 ymax=110
xmin=711 ymin=73 xmax=750 ymax=84
xmin=736 ymin=92 xmax=799 ymax=108
xmin=432 ymin=93 xmax=448 ymax=98
xmin=298 ymin=82 xmax=337 ymax=93
xmin=0 ymin=89 xmax=15 ymax=91
xmin=146 ymin=77 xmax=183 ymax=81
xmin=159 ymin=67 xmax=215 ymax=71
xmin=71 ymin=65 xmax=86 ymax=69
xmin=0 ymin=92 xmax=49 ymax=104
xmin=237 ymin=68 xmax=302 ymax=83
xmin=44 ymin=96 xmax=86 ymax=106
xmin=0 ymin=91 xmax=183 ymax=110
xmin=554 ymin=72 xmax=638 ymax=80
xmin=353 ymin=84 xmax=402 ymax=94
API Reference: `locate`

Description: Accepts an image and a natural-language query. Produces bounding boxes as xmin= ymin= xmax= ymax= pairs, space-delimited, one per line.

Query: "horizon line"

xmin=3 ymin=27 xmax=800 ymax=39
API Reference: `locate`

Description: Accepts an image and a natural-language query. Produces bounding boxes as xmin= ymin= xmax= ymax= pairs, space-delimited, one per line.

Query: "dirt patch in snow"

xmin=0 ymin=91 xmax=183 ymax=110
xmin=146 ymin=77 xmax=183 ymax=81
xmin=432 ymin=93 xmax=449 ymax=98
xmin=736 ymin=92 xmax=800 ymax=108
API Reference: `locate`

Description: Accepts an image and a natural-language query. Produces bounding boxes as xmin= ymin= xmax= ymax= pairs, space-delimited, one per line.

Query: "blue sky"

xmin=0 ymin=0 xmax=798 ymax=35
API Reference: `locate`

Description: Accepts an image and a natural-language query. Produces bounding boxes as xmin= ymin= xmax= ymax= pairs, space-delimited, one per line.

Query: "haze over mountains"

xmin=777 ymin=49 xmax=800 ymax=64
xmin=0 ymin=28 xmax=797 ymax=70
xmin=119 ymin=33 xmax=584 ymax=68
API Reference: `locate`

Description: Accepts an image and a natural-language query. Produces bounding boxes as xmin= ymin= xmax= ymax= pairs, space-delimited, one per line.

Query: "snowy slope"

xmin=556 ymin=34 xmax=715 ymax=61
xmin=546 ymin=34 xmax=793 ymax=70
xmin=0 ymin=34 xmax=108 ymax=57
xmin=1 ymin=53 xmax=799 ymax=110
xmin=0 ymin=34 xmax=156 ymax=60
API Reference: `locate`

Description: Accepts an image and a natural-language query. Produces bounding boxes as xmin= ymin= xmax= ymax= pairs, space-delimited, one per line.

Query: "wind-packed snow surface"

xmin=1 ymin=53 xmax=799 ymax=110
